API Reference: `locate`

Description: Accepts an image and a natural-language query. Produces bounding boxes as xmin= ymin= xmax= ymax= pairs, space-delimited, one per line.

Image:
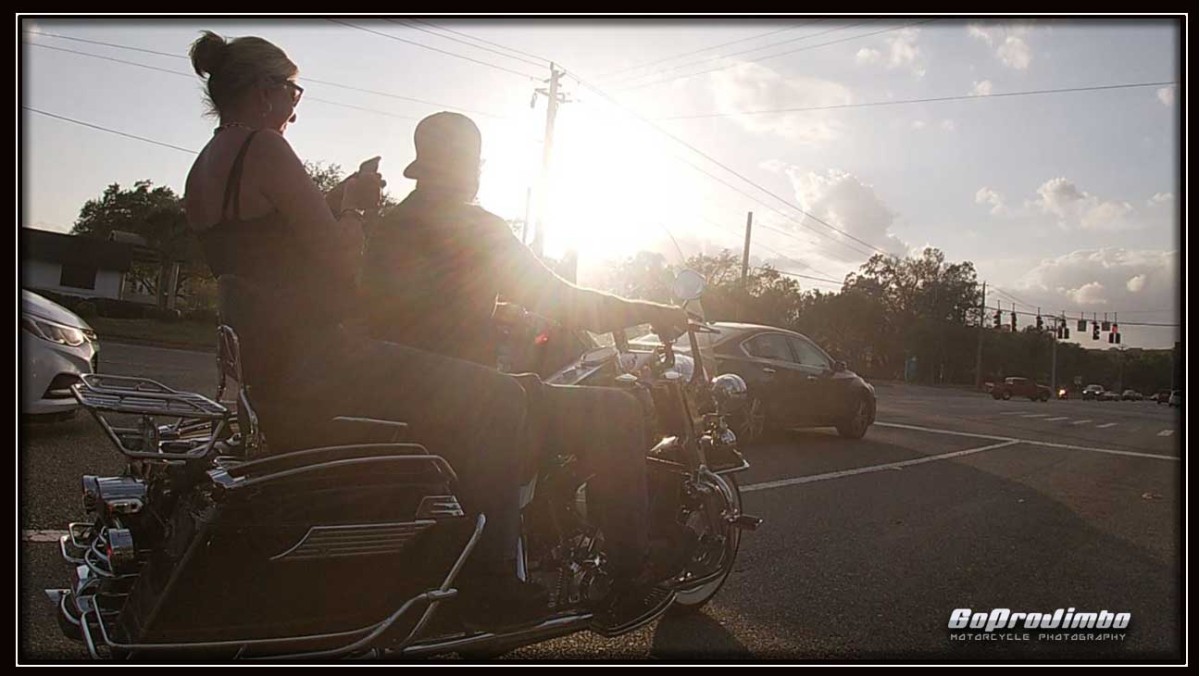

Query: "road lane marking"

xmin=23 ymin=530 xmax=67 ymax=542
xmin=997 ymin=411 xmax=1025 ymax=416
xmin=1021 ymin=413 xmax=1049 ymax=418
xmin=742 ymin=441 xmax=1021 ymax=493
xmin=1044 ymin=417 xmax=1068 ymax=421
xmin=1096 ymin=423 xmax=1117 ymax=429
xmin=1158 ymin=429 xmax=1175 ymax=437
xmin=1070 ymin=419 xmax=1094 ymax=425
xmin=874 ymin=421 xmax=1179 ymax=462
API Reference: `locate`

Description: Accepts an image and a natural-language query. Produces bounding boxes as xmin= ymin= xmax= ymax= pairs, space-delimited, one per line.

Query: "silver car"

xmin=20 ymin=290 xmax=99 ymax=416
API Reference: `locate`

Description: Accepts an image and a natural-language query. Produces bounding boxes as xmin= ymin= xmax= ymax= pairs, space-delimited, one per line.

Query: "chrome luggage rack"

xmin=71 ymin=373 xmax=231 ymax=461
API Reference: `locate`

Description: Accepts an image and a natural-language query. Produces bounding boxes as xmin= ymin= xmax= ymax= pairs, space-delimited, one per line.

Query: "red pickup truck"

xmin=992 ymin=377 xmax=1052 ymax=402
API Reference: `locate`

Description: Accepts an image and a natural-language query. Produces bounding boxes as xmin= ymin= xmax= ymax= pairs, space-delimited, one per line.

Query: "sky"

xmin=18 ymin=16 xmax=1184 ymax=349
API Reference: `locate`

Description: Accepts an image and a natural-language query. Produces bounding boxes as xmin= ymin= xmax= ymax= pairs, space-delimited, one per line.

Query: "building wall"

xmin=22 ymin=259 xmax=125 ymax=300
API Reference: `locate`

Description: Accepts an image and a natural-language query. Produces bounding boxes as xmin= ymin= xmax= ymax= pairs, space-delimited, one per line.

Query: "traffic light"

xmin=1063 ymin=326 xmax=1070 ymax=340
xmin=1108 ymin=332 xmax=1114 ymax=344
xmin=1092 ymin=322 xmax=1100 ymax=340
xmin=1102 ymin=320 xmax=1111 ymax=332
xmin=1077 ymin=319 xmax=1088 ymax=332
xmin=1114 ymin=332 xmax=1121 ymax=344
xmin=1011 ymin=311 xmax=1017 ymax=332
xmin=1036 ymin=315 xmax=1044 ymax=331
xmin=993 ymin=310 xmax=1002 ymax=328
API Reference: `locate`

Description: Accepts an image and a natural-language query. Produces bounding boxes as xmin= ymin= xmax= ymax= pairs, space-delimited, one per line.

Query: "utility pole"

xmin=1050 ymin=316 xmax=1058 ymax=394
xmin=738 ymin=211 xmax=753 ymax=322
xmin=531 ymin=63 xmax=568 ymax=258
xmin=975 ymin=281 xmax=986 ymax=390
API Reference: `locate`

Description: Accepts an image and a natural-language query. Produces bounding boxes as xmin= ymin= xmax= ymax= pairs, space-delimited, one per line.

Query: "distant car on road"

xmin=634 ymin=322 xmax=877 ymax=441
xmin=1100 ymin=390 xmax=1121 ymax=402
xmin=1081 ymin=384 xmax=1105 ymax=401
xmin=1056 ymin=386 xmax=1070 ymax=400
xmin=1152 ymin=390 xmax=1172 ymax=404
xmin=1168 ymin=390 xmax=1182 ymax=408
xmin=20 ymin=289 xmax=99 ymax=418
xmin=1120 ymin=389 xmax=1144 ymax=401
xmin=992 ymin=376 xmax=1051 ymax=402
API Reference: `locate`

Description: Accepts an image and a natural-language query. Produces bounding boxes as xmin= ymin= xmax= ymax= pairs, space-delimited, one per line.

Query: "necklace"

xmin=213 ymin=122 xmax=256 ymax=134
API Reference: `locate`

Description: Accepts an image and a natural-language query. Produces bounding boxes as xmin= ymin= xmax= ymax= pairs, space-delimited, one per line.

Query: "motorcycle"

xmin=46 ymin=269 xmax=760 ymax=660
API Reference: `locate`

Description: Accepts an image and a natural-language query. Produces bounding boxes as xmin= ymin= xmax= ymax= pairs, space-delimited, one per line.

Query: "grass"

xmin=86 ymin=316 xmax=218 ymax=352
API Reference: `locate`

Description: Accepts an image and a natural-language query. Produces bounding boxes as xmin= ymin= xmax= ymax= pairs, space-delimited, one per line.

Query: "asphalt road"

xmin=18 ymin=343 xmax=1184 ymax=663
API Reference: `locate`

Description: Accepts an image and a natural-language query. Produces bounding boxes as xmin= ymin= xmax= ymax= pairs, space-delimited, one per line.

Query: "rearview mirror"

xmin=672 ymin=269 xmax=706 ymax=302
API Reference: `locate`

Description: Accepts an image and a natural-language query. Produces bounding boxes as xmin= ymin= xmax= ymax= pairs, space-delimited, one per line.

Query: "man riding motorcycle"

xmin=361 ymin=111 xmax=690 ymax=633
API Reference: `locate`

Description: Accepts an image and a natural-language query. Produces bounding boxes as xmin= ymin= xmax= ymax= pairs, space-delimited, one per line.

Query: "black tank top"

xmin=194 ymin=131 xmax=355 ymax=391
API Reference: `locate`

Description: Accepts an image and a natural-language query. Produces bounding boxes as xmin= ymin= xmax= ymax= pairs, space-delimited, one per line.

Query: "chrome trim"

xmin=416 ymin=495 xmax=465 ymax=519
xmin=270 ymin=521 xmax=436 ymax=562
xmin=401 ymin=613 xmax=593 ymax=657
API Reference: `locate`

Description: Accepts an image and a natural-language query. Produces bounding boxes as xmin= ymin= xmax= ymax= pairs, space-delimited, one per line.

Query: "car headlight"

xmin=21 ymin=313 xmax=90 ymax=347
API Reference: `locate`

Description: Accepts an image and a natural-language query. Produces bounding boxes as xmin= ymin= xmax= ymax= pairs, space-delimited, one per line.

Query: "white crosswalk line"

xmin=1096 ymin=423 xmax=1117 ymax=429
xmin=1044 ymin=417 xmax=1068 ymax=421
xmin=997 ymin=411 xmax=1025 ymax=416
xmin=1158 ymin=429 xmax=1175 ymax=437
xmin=1071 ymin=419 xmax=1094 ymax=425
xmin=1021 ymin=413 xmax=1049 ymax=418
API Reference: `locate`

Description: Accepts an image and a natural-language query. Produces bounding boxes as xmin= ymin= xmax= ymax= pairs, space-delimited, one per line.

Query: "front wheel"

xmin=836 ymin=395 xmax=872 ymax=439
xmin=671 ymin=474 xmax=743 ymax=613
xmin=1001 ymin=390 xmax=1012 ymax=401
xmin=731 ymin=396 xmax=767 ymax=445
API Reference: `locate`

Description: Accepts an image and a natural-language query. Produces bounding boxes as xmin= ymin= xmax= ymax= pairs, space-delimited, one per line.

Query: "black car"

xmin=634 ymin=323 xmax=876 ymax=442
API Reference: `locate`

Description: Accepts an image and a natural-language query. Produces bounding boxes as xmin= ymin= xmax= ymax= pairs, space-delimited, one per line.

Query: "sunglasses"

xmin=270 ymin=77 xmax=304 ymax=105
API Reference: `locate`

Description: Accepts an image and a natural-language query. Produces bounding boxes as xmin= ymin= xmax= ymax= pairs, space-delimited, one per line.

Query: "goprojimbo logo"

xmin=948 ymin=608 xmax=1130 ymax=642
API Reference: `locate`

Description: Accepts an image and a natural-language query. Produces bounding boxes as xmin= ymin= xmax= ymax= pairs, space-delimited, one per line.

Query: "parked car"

xmin=1081 ymin=384 xmax=1105 ymax=400
xmin=1168 ymin=390 xmax=1182 ymax=408
xmin=1152 ymin=390 xmax=1172 ymax=404
xmin=634 ymin=323 xmax=876 ymax=441
xmin=992 ymin=377 xmax=1052 ymax=402
xmin=20 ymin=290 xmax=99 ymax=417
xmin=1120 ymin=389 xmax=1144 ymax=401
xmin=1101 ymin=390 xmax=1121 ymax=402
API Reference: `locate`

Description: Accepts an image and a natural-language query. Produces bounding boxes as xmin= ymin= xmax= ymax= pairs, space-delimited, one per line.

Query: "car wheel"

xmin=733 ymin=396 xmax=767 ymax=445
xmin=836 ymin=395 xmax=872 ymax=439
xmin=1001 ymin=390 xmax=1011 ymax=401
xmin=1040 ymin=393 xmax=1050 ymax=402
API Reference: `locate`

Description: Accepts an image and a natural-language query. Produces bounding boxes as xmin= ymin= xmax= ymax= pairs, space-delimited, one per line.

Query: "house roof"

xmin=21 ymin=228 xmax=134 ymax=271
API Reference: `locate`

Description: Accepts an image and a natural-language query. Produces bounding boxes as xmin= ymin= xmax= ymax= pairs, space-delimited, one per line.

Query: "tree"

xmin=72 ymin=180 xmax=197 ymax=310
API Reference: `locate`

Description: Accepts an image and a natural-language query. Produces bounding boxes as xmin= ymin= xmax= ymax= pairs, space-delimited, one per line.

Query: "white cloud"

xmin=854 ymin=27 xmax=926 ymax=76
xmin=975 ymin=187 xmax=1005 ymax=215
xmin=968 ymin=23 xmax=1034 ymax=70
xmin=997 ymin=36 xmax=1032 ymax=70
xmin=940 ymin=119 xmax=956 ymax=132
xmin=1016 ymin=248 xmax=1177 ymax=316
xmin=780 ymin=167 xmax=909 ymax=261
xmin=971 ymin=80 xmax=993 ymax=96
xmin=1032 ymin=177 xmax=1136 ymax=231
xmin=967 ymin=24 xmax=993 ymax=46
xmin=1156 ymin=86 xmax=1175 ymax=106
xmin=911 ymin=119 xmax=927 ymax=130
xmin=708 ymin=63 xmax=853 ymax=144
xmin=1066 ymin=281 xmax=1108 ymax=306
xmin=1147 ymin=191 xmax=1174 ymax=206
xmin=855 ymin=48 xmax=882 ymax=65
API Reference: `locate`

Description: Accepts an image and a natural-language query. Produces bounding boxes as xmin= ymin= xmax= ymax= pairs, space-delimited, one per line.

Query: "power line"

xmin=328 ymin=19 xmax=541 ymax=81
xmin=596 ymin=22 xmax=817 ymax=82
xmin=412 ymin=19 xmax=554 ymax=66
xmin=25 ymin=41 xmax=427 ymax=122
xmin=394 ymin=18 xmax=547 ymax=69
xmin=24 ymin=29 xmax=500 ymax=117
xmin=24 ymin=107 xmax=198 ymax=154
xmin=656 ymin=81 xmax=1178 ymax=121
xmin=619 ymin=20 xmax=933 ymax=93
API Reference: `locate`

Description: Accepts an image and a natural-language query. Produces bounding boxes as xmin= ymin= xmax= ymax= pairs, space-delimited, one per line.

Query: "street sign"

xmin=1074 ymin=376 xmax=1083 ymax=385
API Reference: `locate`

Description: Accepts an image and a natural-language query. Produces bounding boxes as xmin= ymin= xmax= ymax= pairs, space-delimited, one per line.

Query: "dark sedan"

xmin=655 ymin=323 xmax=877 ymax=442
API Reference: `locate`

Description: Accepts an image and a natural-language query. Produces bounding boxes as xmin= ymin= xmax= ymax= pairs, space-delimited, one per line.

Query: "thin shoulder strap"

xmin=220 ymin=130 xmax=261 ymax=221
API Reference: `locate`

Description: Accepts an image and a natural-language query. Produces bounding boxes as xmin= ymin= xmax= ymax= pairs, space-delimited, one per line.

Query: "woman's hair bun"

xmin=189 ymin=30 xmax=228 ymax=77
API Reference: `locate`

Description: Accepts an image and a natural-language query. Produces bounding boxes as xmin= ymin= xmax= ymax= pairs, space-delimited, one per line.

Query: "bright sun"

xmin=478 ymin=104 xmax=720 ymax=269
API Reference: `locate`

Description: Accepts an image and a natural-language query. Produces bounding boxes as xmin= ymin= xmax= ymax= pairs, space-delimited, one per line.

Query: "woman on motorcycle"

xmin=184 ymin=30 xmax=544 ymax=623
